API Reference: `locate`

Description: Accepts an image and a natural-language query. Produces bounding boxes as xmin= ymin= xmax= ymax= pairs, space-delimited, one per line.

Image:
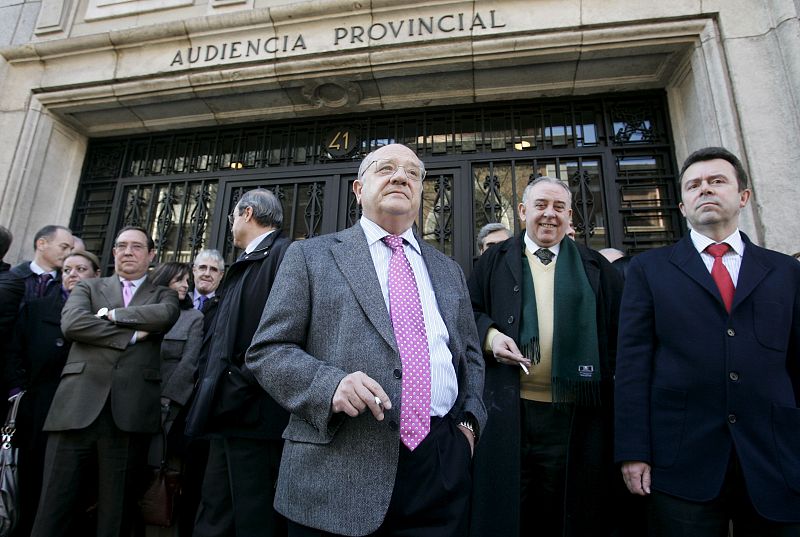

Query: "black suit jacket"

xmin=467 ymin=233 xmax=623 ymax=537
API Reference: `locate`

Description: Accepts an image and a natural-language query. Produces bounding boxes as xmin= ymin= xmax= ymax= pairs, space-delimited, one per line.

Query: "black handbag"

xmin=0 ymin=392 xmax=24 ymax=537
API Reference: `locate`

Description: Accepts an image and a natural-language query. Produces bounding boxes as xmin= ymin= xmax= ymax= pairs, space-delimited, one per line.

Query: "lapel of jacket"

xmin=99 ymin=275 xmax=125 ymax=309
xmin=670 ymin=235 xmax=731 ymax=310
xmin=730 ymin=233 xmax=770 ymax=312
xmin=129 ymin=277 xmax=157 ymax=306
xmin=503 ymin=234 xmax=524 ymax=289
xmin=575 ymin=241 xmax=601 ymax=295
xmin=331 ymin=224 xmax=397 ymax=351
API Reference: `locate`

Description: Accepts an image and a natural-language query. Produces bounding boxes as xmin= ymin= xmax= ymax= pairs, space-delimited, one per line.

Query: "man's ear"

xmin=353 ymin=179 xmax=364 ymax=204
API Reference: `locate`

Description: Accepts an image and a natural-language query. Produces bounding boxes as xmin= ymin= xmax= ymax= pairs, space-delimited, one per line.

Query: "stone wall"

xmin=1 ymin=0 xmax=799 ymax=261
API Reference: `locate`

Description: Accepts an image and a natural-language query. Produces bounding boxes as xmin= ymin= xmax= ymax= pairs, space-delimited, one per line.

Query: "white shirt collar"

xmin=118 ymin=274 xmax=148 ymax=288
xmin=30 ymin=260 xmax=57 ymax=278
xmin=245 ymin=229 xmax=275 ymax=254
xmin=690 ymin=228 xmax=745 ymax=257
xmin=360 ymin=216 xmax=421 ymax=255
xmin=523 ymin=233 xmax=561 ymax=258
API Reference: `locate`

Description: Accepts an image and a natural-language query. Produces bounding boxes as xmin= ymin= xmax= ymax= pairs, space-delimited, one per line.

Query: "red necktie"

xmin=382 ymin=235 xmax=431 ymax=451
xmin=706 ymin=243 xmax=734 ymax=312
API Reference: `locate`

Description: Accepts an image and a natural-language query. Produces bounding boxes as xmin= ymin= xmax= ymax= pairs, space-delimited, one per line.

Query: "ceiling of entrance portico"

xmin=32 ymin=20 xmax=703 ymax=137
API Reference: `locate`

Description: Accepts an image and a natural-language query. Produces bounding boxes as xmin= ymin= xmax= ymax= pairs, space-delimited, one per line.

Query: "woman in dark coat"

xmin=4 ymin=250 xmax=101 ymax=537
xmin=148 ymin=262 xmax=204 ymax=413
xmin=143 ymin=262 xmax=204 ymax=532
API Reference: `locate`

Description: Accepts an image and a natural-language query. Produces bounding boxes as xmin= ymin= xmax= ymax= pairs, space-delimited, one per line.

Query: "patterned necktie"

xmin=706 ymin=243 xmax=735 ymax=312
xmin=122 ymin=280 xmax=134 ymax=307
xmin=37 ymin=273 xmax=53 ymax=297
xmin=197 ymin=295 xmax=208 ymax=311
xmin=382 ymin=235 xmax=431 ymax=451
xmin=534 ymin=248 xmax=554 ymax=266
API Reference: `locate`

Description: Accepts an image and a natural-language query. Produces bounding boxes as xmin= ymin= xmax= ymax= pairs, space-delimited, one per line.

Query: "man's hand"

xmin=490 ymin=332 xmax=530 ymax=369
xmin=621 ymin=461 xmax=652 ymax=495
xmin=332 ymin=371 xmax=392 ymax=421
xmin=135 ymin=330 xmax=149 ymax=341
xmin=457 ymin=424 xmax=475 ymax=456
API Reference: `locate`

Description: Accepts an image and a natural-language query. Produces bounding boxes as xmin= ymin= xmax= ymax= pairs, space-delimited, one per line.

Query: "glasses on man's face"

xmin=194 ymin=264 xmax=221 ymax=274
xmin=367 ymin=159 xmax=426 ymax=182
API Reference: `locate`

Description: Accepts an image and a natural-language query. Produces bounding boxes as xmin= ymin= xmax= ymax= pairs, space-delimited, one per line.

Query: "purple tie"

xmin=382 ymin=235 xmax=431 ymax=451
xmin=122 ymin=280 xmax=134 ymax=307
xmin=36 ymin=273 xmax=53 ymax=297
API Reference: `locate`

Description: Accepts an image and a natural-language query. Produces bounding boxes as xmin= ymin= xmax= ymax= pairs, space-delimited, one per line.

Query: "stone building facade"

xmin=1 ymin=0 xmax=798 ymax=271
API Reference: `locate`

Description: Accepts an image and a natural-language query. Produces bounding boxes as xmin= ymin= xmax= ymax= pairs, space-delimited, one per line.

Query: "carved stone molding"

xmin=85 ymin=0 xmax=193 ymax=22
xmin=301 ymin=81 xmax=363 ymax=109
xmin=35 ymin=0 xmax=74 ymax=35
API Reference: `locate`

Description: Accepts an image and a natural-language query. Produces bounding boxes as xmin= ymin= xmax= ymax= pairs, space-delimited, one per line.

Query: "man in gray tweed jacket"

xmin=246 ymin=143 xmax=486 ymax=537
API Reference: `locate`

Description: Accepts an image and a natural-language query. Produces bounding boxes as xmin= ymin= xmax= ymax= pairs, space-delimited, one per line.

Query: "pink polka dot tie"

xmin=382 ymin=235 xmax=431 ymax=451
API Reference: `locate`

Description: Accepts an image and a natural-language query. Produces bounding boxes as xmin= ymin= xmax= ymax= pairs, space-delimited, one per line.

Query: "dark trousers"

xmin=519 ymin=399 xmax=572 ymax=537
xmin=288 ymin=417 xmax=472 ymax=537
xmin=648 ymin=452 xmax=800 ymax=537
xmin=30 ymin=403 xmax=146 ymax=537
xmin=193 ymin=436 xmax=286 ymax=537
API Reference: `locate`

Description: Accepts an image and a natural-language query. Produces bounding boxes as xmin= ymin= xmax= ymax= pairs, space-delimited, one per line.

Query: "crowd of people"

xmin=0 ymin=143 xmax=798 ymax=537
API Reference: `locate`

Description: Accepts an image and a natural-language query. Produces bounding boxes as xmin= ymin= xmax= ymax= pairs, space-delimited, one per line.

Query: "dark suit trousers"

xmin=519 ymin=399 xmax=572 ymax=537
xmin=648 ymin=451 xmax=800 ymax=537
xmin=193 ymin=436 xmax=286 ymax=537
xmin=31 ymin=402 xmax=147 ymax=537
xmin=288 ymin=417 xmax=472 ymax=537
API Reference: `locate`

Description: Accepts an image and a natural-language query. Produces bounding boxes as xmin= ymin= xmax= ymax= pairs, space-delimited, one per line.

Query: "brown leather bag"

xmin=138 ymin=427 xmax=181 ymax=527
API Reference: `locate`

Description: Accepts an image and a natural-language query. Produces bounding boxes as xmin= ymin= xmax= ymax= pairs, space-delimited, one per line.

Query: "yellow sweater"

xmin=519 ymin=248 xmax=555 ymax=402
xmin=484 ymin=249 xmax=556 ymax=402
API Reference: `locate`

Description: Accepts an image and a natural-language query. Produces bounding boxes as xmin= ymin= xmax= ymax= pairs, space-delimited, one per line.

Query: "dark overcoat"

xmin=467 ymin=233 xmax=623 ymax=537
xmin=615 ymin=234 xmax=800 ymax=521
xmin=185 ymin=230 xmax=291 ymax=439
xmin=5 ymin=291 xmax=70 ymax=449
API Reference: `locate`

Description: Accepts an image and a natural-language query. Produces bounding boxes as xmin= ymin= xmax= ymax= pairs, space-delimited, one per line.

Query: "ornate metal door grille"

xmin=71 ymin=91 xmax=681 ymax=273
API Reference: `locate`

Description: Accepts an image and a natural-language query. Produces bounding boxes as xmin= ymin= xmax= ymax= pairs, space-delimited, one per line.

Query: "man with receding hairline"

xmin=31 ymin=226 xmax=179 ymax=537
xmin=187 ymin=188 xmax=291 ymax=537
xmin=468 ymin=176 xmax=623 ymax=537
xmin=246 ymin=144 xmax=485 ymax=537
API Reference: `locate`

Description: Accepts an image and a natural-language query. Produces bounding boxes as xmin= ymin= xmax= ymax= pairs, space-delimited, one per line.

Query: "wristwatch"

xmin=96 ymin=307 xmax=109 ymax=319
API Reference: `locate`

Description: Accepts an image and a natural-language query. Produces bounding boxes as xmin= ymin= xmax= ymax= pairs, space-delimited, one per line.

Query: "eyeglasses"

xmin=366 ymin=159 xmax=426 ymax=182
xmin=194 ymin=264 xmax=221 ymax=273
xmin=228 ymin=206 xmax=250 ymax=225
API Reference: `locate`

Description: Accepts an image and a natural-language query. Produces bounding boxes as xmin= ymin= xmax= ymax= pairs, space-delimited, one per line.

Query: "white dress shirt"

xmin=244 ymin=230 xmax=275 ymax=254
xmin=30 ymin=260 xmax=57 ymax=279
xmin=360 ymin=216 xmax=458 ymax=417
xmin=523 ymin=233 xmax=561 ymax=262
xmin=690 ymin=229 xmax=745 ymax=286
